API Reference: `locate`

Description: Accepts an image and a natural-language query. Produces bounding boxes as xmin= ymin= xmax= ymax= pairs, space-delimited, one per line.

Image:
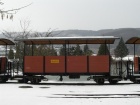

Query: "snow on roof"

xmin=15 ymin=36 xmax=120 ymax=45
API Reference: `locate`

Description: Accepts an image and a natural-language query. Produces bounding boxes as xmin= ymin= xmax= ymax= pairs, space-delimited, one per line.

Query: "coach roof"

xmin=15 ymin=36 xmax=119 ymax=45
xmin=0 ymin=38 xmax=15 ymax=45
xmin=125 ymin=37 xmax=140 ymax=44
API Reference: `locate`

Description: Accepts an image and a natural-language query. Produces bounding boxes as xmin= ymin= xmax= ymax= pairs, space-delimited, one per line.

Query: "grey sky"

xmin=0 ymin=0 xmax=140 ymax=32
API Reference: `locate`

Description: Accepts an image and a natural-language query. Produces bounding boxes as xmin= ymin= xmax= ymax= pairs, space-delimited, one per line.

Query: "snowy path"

xmin=0 ymin=80 xmax=140 ymax=105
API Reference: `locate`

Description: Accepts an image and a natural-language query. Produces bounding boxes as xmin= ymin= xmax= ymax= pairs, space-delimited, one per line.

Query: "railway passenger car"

xmin=15 ymin=36 xmax=123 ymax=84
xmin=0 ymin=38 xmax=15 ymax=82
xmin=125 ymin=37 xmax=140 ymax=83
xmin=1 ymin=36 xmax=140 ymax=85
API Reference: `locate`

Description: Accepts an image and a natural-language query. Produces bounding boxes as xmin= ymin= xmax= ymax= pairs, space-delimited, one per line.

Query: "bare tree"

xmin=2 ymin=20 xmax=31 ymax=39
xmin=2 ymin=18 xmax=64 ymax=58
xmin=33 ymin=28 xmax=62 ymax=37
xmin=33 ymin=29 xmax=60 ymax=56
xmin=18 ymin=20 xmax=32 ymax=38
xmin=2 ymin=20 xmax=32 ymax=62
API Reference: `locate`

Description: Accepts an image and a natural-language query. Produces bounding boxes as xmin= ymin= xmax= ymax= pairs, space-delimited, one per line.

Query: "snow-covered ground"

xmin=0 ymin=80 xmax=140 ymax=105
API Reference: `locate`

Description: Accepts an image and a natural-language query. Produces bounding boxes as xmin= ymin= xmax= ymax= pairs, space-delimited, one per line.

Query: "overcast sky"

xmin=0 ymin=0 xmax=140 ymax=32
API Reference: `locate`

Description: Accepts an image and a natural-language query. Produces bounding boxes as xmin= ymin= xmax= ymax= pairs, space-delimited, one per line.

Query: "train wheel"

xmin=35 ymin=78 xmax=40 ymax=84
xmin=59 ymin=77 xmax=63 ymax=81
xmin=59 ymin=76 xmax=63 ymax=81
xmin=137 ymin=80 xmax=140 ymax=84
xmin=109 ymin=79 xmax=118 ymax=84
xmin=95 ymin=78 xmax=105 ymax=85
xmin=31 ymin=78 xmax=40 ymax=84
xmin=31 ymin=78 xmax=35 ymax=84
xmin=1 ymin=79 xmax=7 ymax=83
xmin=24 ymin=78 xmax=29 ymax=83
xmin=18 ymin=79 xmax=24 ymax=83
xmin=2 ymin=78 xmax=8 ymax=83
xmin=132 ymin=80 xmax=140 ymax=84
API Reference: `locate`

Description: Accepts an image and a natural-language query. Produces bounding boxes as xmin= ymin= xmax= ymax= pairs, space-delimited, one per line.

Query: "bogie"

xmin=94 ymin=78 xmax=105 ymax=85
xmin=108 ymin=79 xmax=118 ymax=84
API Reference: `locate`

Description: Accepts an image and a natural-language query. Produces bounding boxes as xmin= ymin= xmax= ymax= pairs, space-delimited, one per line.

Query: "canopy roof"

xmin=125 ymin=37 xmax=140 ymax=44
xmin=15 ymin=36 xmax=119 ymax=45
xmin=0 ymin=38 xmax=15 ymax=45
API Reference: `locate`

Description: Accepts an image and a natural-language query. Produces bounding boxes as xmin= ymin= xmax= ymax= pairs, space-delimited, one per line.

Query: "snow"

xmin=0 ymin=80 xmax=140 ymax=105
xmin=112 ymin=55 xmax=134 ymax=61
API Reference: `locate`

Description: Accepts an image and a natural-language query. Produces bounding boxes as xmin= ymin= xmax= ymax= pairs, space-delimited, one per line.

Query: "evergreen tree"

xmin=59 ymin=45 xmax=66 ymax=56
xmin=83 ymin=44 xmax=93 ymax=56
xmin=114 ymin=37 xmax=129 ymax=58
xmin=97 ymin=44 xmax=110 ymax=55
xmin=25 ymin=45 xmax=32 ymax=56
xmin=59 ymin=45 xmax=84 ymax=56
xmin=35 ymin=45 xmax=57 ymax=56
xmin=15 ymin=42 xmax=24 ymax=61
xmin=15 ymin=44 xmax=20 ymax=59
xmin=74 ymin=44 xmax=83 ymax=56
xmin=69 ymin=46 xmax=76 ymax=55
xmin=8 ymin=49 xmax=14 ymax=59
xmin=32 ymin=45 xmax=38 ymax=56
xmin=35 ymin=45 xmax=44 ymax=56
xmin=46 ymin=45 xmax=57 ymax=56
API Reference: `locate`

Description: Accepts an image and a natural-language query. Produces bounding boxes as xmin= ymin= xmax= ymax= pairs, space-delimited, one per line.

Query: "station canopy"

xmin=125 ymin=37 xmax=140 ymax=44
xmin=0 ymin=38 xmax=15 ymax=45
xmin=15 ymin=36 xmax=119 ymax=45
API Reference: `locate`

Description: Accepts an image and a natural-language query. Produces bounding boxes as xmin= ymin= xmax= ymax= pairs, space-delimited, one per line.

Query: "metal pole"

xmin=5 ymin=45 xmax=8 ymax=57
xmin=64 ymin=41 xmax=67 ymax=73
xmin=134 ymin=44 xmax=135 ymax=57
xmin=133 ymin=44 xmax=136 ymax=75
xmin=108 ymin=44 xmax=111 ymax=76
xmin=32 ymin=44 xmax=33 ymax=56
xmin=68 ymin=42 xmax=69 ymax=55
xmin=23 ymin=44 xmax=25 ymax=80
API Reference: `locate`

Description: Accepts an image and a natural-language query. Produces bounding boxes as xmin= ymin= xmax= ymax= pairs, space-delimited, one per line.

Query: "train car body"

xmin=14 ymin=36 xmax=122 ymax=84
xmin=134 ymin=57 xmax=139 ymax=73
xmin=125 ymin=37 xmax=140 ymax=83
xmin=0 ymin=36 xmax=140 ymax=84
xmin=3 ymin=36 xmax=140 ymax=85
xmin=23 ymin=55 xmax=110 ymax=75
xmin=0 ymin=38 xmax=15 ymax=82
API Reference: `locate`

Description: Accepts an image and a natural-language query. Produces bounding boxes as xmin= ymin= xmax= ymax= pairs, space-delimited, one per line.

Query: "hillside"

xmin=53 ymin=28 xmax=140 ymax=54
xmin=54 ymin=28 xmax=140 ymax=40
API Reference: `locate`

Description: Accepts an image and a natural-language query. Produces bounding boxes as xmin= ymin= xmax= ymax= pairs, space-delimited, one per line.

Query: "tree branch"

xmin=1 ymin=3 xmax=32 ymax=13
xmin=0 ymin=2 xmax=32 ymax=20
